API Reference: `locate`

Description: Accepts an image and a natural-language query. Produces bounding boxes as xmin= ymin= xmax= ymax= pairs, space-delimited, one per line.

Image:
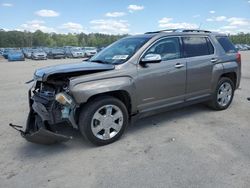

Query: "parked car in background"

xmin=8 ymin=50 xmax=25 ymax=61
xmin=22 ymin=48 xmax=33 ymax=59
xmin=65 ymin=47 xmax=85 ymax=58
xmin=47 ymin=48 xmax=66 ymax=59
xmin=82 ymin=47 xmax=97 ymax=57
xmin=235 ymin=44 xmax=240 ymax=51
xmin=244 ymin=44 xmax=250 ymax=50
xmin=235 ymin=44 xmax=249 ymax=51
xmin=31 ymin=49 xmax=47 ymax=60
xmin=2 ymin=48 xmax=13 ymax=59
xmin=42 ymin=47 xmax=51 ymax=54
xmin=97 ymin=47 xmax=106 ymax=53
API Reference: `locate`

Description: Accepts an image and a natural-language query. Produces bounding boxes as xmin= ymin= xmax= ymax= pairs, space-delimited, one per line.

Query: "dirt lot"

xmin=0 ymin=53 xmax=250 ymax=188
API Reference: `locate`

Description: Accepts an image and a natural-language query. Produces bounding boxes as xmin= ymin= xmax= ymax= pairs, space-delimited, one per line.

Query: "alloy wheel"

xmin=91 ymin=105 xmax=124 ymax=140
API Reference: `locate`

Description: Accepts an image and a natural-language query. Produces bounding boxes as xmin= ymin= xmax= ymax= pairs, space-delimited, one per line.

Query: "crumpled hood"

xmin=34 ymin=61 xmax=115 ymax=81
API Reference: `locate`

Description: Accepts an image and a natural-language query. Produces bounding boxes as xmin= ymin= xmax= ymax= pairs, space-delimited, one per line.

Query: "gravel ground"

xmin=0 ymin=53 xmax=250 ymax=188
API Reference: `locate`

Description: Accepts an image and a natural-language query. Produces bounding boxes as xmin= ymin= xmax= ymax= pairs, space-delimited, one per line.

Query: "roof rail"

xmin=145 ymin=29 xmax=211 ymax=34
xmin=182 ymin=29 xmax=211 ymax=33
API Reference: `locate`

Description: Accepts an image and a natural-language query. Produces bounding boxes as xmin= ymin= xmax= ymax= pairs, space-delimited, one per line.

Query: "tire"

xmin=208 ymin=77 xmax=235 ymax=110
xmin=78 ymin=96 xmax=128 ymax=146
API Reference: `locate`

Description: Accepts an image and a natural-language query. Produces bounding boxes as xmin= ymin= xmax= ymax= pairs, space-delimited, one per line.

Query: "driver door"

xmin=135 ymin=37 xmax=187 ymax=112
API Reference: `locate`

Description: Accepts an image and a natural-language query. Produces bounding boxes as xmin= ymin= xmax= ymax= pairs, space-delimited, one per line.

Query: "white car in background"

xmin=82 ymin=47 xmax=97 ymax=57
xmin=65 ymin=47 xmax=85 ymax=58
xmin=31 ymin=49 xmax=47 ymax=60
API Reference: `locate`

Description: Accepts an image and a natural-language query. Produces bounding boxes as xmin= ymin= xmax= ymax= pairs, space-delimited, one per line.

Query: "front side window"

xmin=183 ymin=37 xmax=214 ymax=57
xmin=143 ymin=37 xmax=181 ymax=61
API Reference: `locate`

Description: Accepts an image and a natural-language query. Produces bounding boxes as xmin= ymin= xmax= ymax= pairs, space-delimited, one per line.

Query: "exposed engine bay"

xmin=31 ymin=79 xmax=77 ymax=126
xmin=11 ymin=78 xmax=77 ymax=144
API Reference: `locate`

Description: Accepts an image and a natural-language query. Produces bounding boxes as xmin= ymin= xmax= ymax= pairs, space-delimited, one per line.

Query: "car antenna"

xmin=198 ymin=22 xmax=202 ymax=29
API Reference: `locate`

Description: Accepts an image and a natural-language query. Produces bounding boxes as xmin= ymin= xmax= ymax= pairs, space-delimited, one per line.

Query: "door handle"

xmin=175 ymin=63 xmax=184 ymax=68
xmin=211 ymin=58 xmax=218 ymax=63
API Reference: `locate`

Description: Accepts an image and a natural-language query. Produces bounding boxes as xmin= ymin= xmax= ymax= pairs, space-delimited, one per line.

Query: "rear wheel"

xmin=208 ymin=77 xmax=235 ymax=110
xmin=79 ymin=96 xmax=128 ymax=146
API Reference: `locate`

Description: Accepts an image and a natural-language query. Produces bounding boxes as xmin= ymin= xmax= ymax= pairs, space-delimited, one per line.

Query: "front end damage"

xmin=10 ymin=80 xmax=77 ymax=144
xmin=9 ymin=61 xmax=115 ymax=144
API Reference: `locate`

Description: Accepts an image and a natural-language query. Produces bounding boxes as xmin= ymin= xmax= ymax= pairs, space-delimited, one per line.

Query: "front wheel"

xmin=208 ymin=77 xmax=235 ymax=110
xmin=78 ymin=96 xmax=128 ymax=146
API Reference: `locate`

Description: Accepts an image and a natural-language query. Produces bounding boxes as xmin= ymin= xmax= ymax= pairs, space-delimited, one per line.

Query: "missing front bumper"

xmin=10 ymin=111 xmax=72 ymax=145
xmin=22 ymin=127 xmax=71 ymax=145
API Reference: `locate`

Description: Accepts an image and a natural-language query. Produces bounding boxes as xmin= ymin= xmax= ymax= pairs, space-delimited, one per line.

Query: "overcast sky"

xmin=1 ymin=0 xmax=250 ymax=34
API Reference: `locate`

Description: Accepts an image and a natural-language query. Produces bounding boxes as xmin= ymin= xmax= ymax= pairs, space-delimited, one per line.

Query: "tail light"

xmin=236 ymin=52 xmax=241 ymax=64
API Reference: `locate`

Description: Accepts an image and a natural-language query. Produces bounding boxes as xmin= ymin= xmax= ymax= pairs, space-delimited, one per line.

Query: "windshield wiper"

xmin=91 ymin=59 xmax=110 ymax=64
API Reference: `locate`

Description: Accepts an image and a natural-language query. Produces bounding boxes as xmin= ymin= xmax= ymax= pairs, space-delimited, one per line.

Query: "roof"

xmin=143 ymin=29 xmax=226 ymax=37
xmin=124 ymin=29 xmax=228 ymax=40
xmin=145 ymin=29 xmax=212 ymax=34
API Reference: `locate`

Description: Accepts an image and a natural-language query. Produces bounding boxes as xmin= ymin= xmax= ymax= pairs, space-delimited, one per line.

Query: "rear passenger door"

xmin=182 ymin=36 xmax=216 ymax=100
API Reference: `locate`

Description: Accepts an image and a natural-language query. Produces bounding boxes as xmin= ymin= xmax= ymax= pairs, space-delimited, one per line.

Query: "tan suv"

xmin=11 ymin=29 xmax=241 ymax=146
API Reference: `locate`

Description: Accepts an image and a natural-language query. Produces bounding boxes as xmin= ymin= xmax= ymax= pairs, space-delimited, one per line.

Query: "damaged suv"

xmin=11 ymin=29 xmax=241 ymax=146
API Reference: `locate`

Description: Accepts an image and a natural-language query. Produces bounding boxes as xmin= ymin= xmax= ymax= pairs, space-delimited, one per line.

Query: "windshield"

xmin=90 ymin=37 xmax=150 ymax=64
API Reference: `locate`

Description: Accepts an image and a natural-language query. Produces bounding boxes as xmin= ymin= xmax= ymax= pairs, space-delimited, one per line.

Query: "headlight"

xmin=55 ymin=93 xmax=72 ymax=106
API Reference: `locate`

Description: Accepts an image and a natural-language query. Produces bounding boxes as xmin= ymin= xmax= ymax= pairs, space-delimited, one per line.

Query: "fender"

xmin=221 ymin=61 xmax=241 ymax=88
xmin=211 ymin=60 xmax=240 ymax=92
xmin=70 ymin=76 xmax=137 ymax=112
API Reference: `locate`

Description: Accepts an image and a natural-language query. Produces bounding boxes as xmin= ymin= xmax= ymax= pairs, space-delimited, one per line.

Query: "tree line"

xmin=0 ymin=30 xmax=127 ymax=48
xmin=229 ymin=33 xmax=250 ymax=45
xmin=0 ymin=29 xmax=250 ymax=48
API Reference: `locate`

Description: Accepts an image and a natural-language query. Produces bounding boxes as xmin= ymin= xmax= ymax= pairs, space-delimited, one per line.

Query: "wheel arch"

xmin=220 ymin=72 xmax=237 ymax=88
xmin=86 ymin=90 xmax=132 ymax=115
xmin=74 ymin=89 xmax=134 ymax=125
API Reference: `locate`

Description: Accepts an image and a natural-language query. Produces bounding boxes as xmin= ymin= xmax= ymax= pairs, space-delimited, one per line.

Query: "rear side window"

xmin=216 ymin=36 xmax=237 ymax=53
xmin=183 ymin=37 xmax=214 ymax=57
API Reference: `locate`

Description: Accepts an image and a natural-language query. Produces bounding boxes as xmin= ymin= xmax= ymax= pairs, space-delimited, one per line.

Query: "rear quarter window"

xmin=216 ymin=36 xmax=237 ymax=53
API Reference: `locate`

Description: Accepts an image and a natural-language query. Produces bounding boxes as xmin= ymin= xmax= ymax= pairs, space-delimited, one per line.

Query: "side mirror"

xmin=140 ymin=54 xmax=162 ymax=64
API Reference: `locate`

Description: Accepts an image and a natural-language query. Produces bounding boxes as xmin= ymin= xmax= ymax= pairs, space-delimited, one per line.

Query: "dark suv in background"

xmin=47 ymin=48 xmax=66 ymax=59
xmin=12 ymin=29 xmax=241 ymax=146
